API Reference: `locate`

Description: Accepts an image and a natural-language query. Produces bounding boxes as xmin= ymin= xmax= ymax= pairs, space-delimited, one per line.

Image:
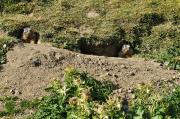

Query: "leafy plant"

xmin=30 ymin=68 xmax=115 ymax=119
xmin=0 ymin=36 xmax=17 ymax=65
xmin=139 ymin=13 xmax=165 ymax=26
xmin=130 ymin=81 xmax=180 ymax=119
xmin=52 ymin=36 xmax=80 ymax=52
xmin=153 ymin=39 xmax=180 ymax=70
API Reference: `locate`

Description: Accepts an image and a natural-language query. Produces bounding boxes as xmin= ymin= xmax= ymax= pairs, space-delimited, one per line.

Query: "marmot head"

xmin=23 ymin=27 xmax=32 ymax=34
xmin=118 ymin=44 xmax=134 ymax=58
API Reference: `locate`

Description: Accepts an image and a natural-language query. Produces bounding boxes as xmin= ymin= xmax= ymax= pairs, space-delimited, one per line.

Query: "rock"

xmin=130 ymin=72 xmax=135 ymax=76
xmin=10 ymin=88 xmax=21 ymax=95
xmin=10 ymin=88 xmax=16 ymax=94
xmin=146 ymin=68 xmax=152 ymax=71
xmin=118 ymin=88 xmax=123 ymax=93
xmin=55 ymin=54 xmax=65 ymax=61
xmin=172 ymin=76 xmax=178 ymax=80
xmin=15 ymin=90 xmax=22 ymax=95
xmin=31 ymin=58 xmax=41 ymax=67
xmin=127 ymin=88 xmax=134 ymax=93
xmin=120 ymin=65 xmax=127 ymax=69
xmin=107 ymin=73 xmax=112 ymax=76
xmin=114 ymin=74 xmax=118 ymax=78
xmin=160 ymin=62 xmax=164 ymax=66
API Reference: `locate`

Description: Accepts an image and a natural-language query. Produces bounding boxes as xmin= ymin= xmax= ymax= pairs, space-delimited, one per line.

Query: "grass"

xmin=0 ymin=68 xmax=179 ymax=118
xmin=0 ymin=0 xmax=179 ymax=69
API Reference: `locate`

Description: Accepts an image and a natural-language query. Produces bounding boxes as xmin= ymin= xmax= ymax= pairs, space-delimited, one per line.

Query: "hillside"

xmin=0 ymin=43 xmax=179 ymax=118
xmin=0 ymin=0 xmax=179 ymax=118
xmin=0 ymin=0 xmax=179 ymax=69
xmin=0 ymin=43 xmax=179 ymax=99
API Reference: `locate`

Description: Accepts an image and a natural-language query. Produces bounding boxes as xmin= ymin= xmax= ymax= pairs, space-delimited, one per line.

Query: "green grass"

xmin=0 ymin=0 xmax=179 ymax=69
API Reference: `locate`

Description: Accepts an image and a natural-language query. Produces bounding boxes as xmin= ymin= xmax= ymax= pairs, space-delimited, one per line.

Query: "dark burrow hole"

xmin=78 ymin=39 xmax=134 ymax=58
xmin=6 ymin=26 xmax=134 ymax=58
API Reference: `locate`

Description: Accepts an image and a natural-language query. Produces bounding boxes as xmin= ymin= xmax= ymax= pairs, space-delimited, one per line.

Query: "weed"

xmin=139 ymin=13 xmax=165 ymax=26
xmin=0 ymin=36 xmax=17 ymax=65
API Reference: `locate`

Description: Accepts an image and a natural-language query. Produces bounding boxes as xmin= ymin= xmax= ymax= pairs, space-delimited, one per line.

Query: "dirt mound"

xmin=0 ymin=43 xmax=179 ymax=100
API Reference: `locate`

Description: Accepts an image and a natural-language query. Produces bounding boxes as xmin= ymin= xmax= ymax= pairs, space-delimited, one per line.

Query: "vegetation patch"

xmin=0 ymin=0 xmax=179 ymax=68
xmin=0 ymin=68 xmax=179 ymax=118
xmin=0 ymin=36 xmax=17 ymax=66
xmin=139 ymin=23 xmax=180 ymax=70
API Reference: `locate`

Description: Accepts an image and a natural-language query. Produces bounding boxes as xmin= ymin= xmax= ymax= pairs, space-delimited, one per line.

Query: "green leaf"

xmin=152 ymin=115 xmax=163 ymax=119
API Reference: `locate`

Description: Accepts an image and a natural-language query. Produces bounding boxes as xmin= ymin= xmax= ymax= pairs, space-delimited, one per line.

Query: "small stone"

xmin=107 ymin=73 xmax=112 ymax=76
xmin=10 ymin=88 xmax=21 ymax=95
xmin=15 ymin=90 xmax=22 ymax=95
xmin=103 ymin=68 xmax=108 ymax=71
xmin=172 ymin=76 xmax=177 ymax=80
xmin=160 ymin=63 xmax=163 ymax=66
xmin=130 ymin=72 xmax=135 ymax=76
xmin=31 ymin=58 xmax=41 ymax=67
xmin=120 ymin=65 xmax=126 ymax=69
xmin=118 ymin=88 xmax=122 ymax=93
xmin=10 ymin=88 xmax=16 ymax=94
xmin=114 ymin=74 xmax=118 ymax=78
xmin=127 ymin=88 xmax=134 ymax=93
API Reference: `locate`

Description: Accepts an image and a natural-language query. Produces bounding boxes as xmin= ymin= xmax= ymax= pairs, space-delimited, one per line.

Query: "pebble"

xmin=127 ymin=88 xmax=134 ymax=93
xmin=114 ymin=74 xmax=118 ymax=78
xmin=130 ymin=72 xmax=135 ymax=76
xmin=10 ymin=88 xmax=16 ymax=94
xmin=10 ymin=88 xmax=22 ymax=95
xmin=107 ymin=73 xmax=112 ymax=76
xmin=120 ymin=65 xmax=127 ymax=69
xmin=118 ymin=88 xmax=123 ymax=93
xmin=31 ymin=58 xmax=41 ymax=67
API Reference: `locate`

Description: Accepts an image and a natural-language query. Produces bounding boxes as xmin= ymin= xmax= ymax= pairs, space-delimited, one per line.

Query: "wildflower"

xmin=3 ymin=44 xmax=6 ymax=49
xmin=81 ymin=89 xmax=91 ymax=101
xmin=69 ymin=97 xmax=79 ymax=105
xmin=117 ymin=103 xmax=121 ymax=109
xmin=74 ymin=78 xmax=81 ymax=86
xmin=103 ymin=116 xmax=109 ymax=119
xmin=146 ymin=88 xmax=150 ymax=93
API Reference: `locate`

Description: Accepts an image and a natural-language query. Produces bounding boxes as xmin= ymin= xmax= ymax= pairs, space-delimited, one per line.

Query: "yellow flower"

xmin=69 ymin=97 xmax=79 ymax=105
xmin=146 ymin=88 xmax=150 ymax=93
xmin=81 ymin=89 xmax=91 ymax=101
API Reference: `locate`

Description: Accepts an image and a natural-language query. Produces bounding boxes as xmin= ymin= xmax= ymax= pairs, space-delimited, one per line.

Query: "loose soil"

xmin=0 ymin=43 xmax=179 ymax=100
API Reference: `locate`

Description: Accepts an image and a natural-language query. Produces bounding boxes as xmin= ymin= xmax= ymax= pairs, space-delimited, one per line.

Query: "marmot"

xmin=22 ymin=27 xmax=40 ymax=44
xmin=118 ymin=44 xmax=134 ymax=58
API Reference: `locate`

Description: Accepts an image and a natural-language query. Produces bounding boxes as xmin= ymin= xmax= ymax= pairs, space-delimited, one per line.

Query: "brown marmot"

xmin=22 ymin=27 xmax=40 ymax=44
xmin=118 ymin=44 xmax=134 ymax=58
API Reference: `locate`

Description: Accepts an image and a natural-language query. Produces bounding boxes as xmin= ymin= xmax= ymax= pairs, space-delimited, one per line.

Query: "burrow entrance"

xmin=78 ymin=39 xmax=134 ymax=58
xmin=6 ymin=26 xmax=134 ymax=58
